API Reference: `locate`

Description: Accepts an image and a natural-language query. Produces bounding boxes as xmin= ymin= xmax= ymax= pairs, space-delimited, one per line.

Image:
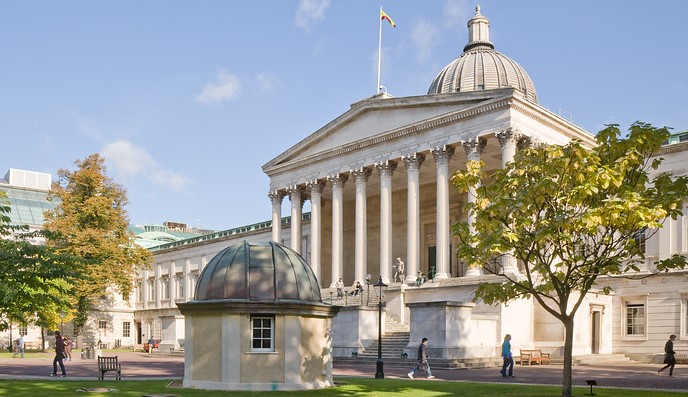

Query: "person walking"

xmin=500 ymin=334 xmax=514 ymax=377
xmin=63 ymin=336 xmax=72 ymax=362
xmin=50 ymin=331 xmax=67 ymax=377
xmin=658 ymin=334 xmax=677 ymax=376
xmin=407 ymin=337 xmax=435 ymax=379
xmin=12 ymin=335 xmax=24 ymax=358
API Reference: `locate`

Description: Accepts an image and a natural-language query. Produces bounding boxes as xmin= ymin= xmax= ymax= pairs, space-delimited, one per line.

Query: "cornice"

xmin=509 ymin=100 xmax=595 ymax=147
xmin=659 ymin=141 xmax=688 ymax=156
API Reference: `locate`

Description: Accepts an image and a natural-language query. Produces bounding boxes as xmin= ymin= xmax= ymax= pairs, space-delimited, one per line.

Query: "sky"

xmin=1 ymin=1 xmax=687 ymax=232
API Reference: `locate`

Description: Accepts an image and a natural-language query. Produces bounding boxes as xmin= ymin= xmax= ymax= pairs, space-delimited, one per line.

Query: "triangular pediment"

xmin=263 ymin=90 xmax=514 ymax=175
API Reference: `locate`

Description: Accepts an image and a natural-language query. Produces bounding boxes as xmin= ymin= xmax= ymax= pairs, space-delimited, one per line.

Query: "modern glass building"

xmin=0 ymin=168 xmax=55 ymax=230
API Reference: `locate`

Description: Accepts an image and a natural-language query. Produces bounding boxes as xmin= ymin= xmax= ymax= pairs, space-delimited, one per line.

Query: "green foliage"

xmin=0 ymin=193 xmax=78 ymax=331
xmin=451 ymin=122 xmax=688 ymax=397
xmin=43 ymin=154 xmax=153 ymax=334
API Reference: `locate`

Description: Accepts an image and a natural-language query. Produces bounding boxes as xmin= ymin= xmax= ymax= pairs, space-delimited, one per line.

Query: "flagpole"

xmin=377 ymin=7 xmax=382 ymax=94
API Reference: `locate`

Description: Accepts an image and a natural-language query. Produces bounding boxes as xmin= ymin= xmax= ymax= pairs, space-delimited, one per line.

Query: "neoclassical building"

xmin=262 ymin=6 xmax=595 ymax=288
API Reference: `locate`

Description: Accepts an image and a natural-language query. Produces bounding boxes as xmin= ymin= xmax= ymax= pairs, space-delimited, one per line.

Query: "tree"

xmin=0 ymin=193 xmax=76 ymax=333
xmin=43 ymin=153 xmax=152 ymax=335
xmin=451 ymin=122 xmax=688 ymax=397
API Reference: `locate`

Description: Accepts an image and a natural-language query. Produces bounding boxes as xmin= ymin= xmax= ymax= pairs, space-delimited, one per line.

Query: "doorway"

xmin=591 ymin=311 xmax=601 ymax=354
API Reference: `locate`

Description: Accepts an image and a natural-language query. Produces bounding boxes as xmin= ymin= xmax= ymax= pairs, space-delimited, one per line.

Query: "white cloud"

xmin=295 ymin=0 xmax=331 ymax=31
xmin=194 ymin=70 xmax=241 ymax=105
xmin=255 ymin=72 xmax=281 ymax=92
xmin=101 ymin=140 xmax=190 ymax=192
xmin=411 ymin=19 xmax=440 ymax=64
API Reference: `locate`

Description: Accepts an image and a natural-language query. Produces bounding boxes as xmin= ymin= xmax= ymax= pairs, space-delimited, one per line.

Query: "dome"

xmin=427 ymin=6 xmax=537 ymax=103
xmin=194 ymin=240 xmax=322 ymax=303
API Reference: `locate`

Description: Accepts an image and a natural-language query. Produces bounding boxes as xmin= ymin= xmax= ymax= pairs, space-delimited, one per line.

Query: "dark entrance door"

xmin=591 ymin=311 xmax=601 ymax=354
xmin=428 ymin=246 xmax=436 ymax=280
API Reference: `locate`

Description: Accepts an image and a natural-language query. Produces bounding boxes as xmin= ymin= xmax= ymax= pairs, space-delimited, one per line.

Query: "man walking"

xmin=658 ymin=334 xmax=677 ymax=376
xmin=408 ymin=337 xmax=435 ymax=379
xmin=12 ymin=335 xmax=24 ymax=358
xmin=500 ymin=334 xmax=514 ymax=377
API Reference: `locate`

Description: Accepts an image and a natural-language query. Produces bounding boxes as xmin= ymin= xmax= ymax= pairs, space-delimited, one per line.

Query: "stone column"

xmin=329 ymin=174 xmax=348 ymax=287
xmin=496 ymin=129 xmax=520 ymax=275
xmin=376 ymin=161 xmax=397 ymax=284
xmin=462 ymin=137 xmax=487 ymax=276
xmin=352 ymin=167 xmax=371 ymax=284
xmin=402 ymin=153 xmax=425 ymax=284
xmin=431 ymin=146 xmax=455 ymax=280
xmin=307 ymin=179 xmax=326 ymax=283
xmin=269 ymin=190 xmax=283 ymax=244
xmin=287 ymin=186 xmax=303 ymax=254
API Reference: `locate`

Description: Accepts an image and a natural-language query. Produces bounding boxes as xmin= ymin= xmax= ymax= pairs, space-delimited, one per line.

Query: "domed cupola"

xmin=427 ymin=5 xmax=537 ymax=103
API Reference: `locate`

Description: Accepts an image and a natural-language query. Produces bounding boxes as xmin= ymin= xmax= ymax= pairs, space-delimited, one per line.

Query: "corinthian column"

xmin=352 ymin=167 xmax=371 ymax=284
xmin=462 ymin=137 xmax=487 ymax=276
xmin=328 ymin=173 xmax=348 ymax=288
xmin=496 ymin=129 xmax=521 ymax=275
xmin=287 ymin=186 xmax=303 ymax=254
xmin=268 ymin=190 xmax=283 ymax=243
xmin=431 ymin=146 xmax=455 ymax=280
xmin=375 ymin=160 xmax=397 ymax=284
xmin=402 ymin=153 xmax=425 ymax=284
xmin=307 ymin=179 xmax=326 ymax=282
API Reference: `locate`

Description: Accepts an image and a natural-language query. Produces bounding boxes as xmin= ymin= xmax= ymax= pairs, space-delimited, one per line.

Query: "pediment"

xmin=263 ymin=90 xmax=514 ymax=175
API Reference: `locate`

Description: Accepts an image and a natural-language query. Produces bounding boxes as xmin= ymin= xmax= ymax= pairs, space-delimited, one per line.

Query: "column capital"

xmin=375 ymin=160 xmax=398 ymax=178
xmin=328 ymin=173 xmax=348 ymax=189
xmin=495 ymin=128 xmax=522 ymax=147
xmin=517 ymin=135 xmax=542 ymax=151
xmin=351 ymin=167 xmax=372 ymax=183
xmin=461 ymin=137 xmax=487 ymax=161
xmin=287 ymin=185 xmax=304 ymax=207
xmin=402 ymin=153 xmax=426 ymax=171
xmin=431 ymin=145 xmax=456 ymax=165
xmin=268 ymin=190 xmax=284 ymax=205
xmin=306 ymin=179 xmax=326 ymax=194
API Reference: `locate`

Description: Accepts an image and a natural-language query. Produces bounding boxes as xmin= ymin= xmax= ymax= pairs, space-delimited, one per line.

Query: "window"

xmin=148 ymin=279 xmax=156 ymax=301
xmin=98 ymin=320 xmax=107 ymax=336
xmin=625 ymin=303 xmax=646 ymax=336
xmin=251 ymin=316 xmax=274 ymax=352
xmin=19 ymin=326 xmax=27 ymax=336
xmin=190 ymin=273 xmax=199 ymax=298
xmin=633 ymin=228 xmax=647 ymax=254
xmin=177 ymin=275 xmax=185 ymax=299
xmin=123 ymin=321 xmax=131 ymax=338
xmin=137 ymin=281 xmax=143 ymax=302
xmin=162 ymin=277 xmax=170 ymax=300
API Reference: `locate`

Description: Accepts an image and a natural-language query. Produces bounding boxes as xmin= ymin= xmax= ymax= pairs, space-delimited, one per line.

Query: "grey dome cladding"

xmin=427 ymin=5 xmax=537 ymax=103
xmin=194 ymin=240 xmax=322 ymax=302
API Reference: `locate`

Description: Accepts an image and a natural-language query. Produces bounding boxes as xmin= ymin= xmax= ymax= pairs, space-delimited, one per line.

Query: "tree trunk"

xmin=561 ymin=316 xmax=575 ymax=397
xmin=40 ymin=327 xmax=45 ymax=352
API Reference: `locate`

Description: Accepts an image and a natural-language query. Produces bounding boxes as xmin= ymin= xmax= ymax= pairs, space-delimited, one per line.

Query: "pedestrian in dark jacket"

xmin=407 ymin=337 xmax=435 ymax=379
xmin=658 ymin=334 xmax=677 ymax=376
xmin=51 ymin=331 xmax=66 ymax=377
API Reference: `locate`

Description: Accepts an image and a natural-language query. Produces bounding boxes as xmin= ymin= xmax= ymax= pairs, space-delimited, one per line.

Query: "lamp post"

xmin=374 ymin=276 xmax=387 ymax=379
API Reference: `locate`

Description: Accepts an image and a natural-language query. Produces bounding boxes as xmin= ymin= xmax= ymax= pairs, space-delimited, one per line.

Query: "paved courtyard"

xmin=0 ymin=352 xmax=686 ymax=393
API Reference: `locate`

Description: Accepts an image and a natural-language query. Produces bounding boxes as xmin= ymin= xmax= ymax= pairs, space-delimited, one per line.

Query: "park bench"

xmin=97 ymin=356 xmax=121 ymax=380
xmin=519 ymin=349 xmax=551 ymax=365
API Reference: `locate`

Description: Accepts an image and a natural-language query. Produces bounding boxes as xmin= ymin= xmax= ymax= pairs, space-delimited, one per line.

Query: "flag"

xmin=380 ymin=8 xmax=396 ymax=27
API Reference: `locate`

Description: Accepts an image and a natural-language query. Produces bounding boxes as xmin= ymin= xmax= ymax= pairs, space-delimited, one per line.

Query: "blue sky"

xmin=2 ymin=1 xmax=687 ymax=231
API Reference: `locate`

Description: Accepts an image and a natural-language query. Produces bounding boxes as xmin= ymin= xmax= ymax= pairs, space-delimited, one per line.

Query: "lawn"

xmin=0 ymin=378 xmax=685 ymax=397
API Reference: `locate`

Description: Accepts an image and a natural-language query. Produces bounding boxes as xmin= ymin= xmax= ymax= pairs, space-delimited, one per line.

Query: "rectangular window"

xmin=162 ymin=277 xmax=170 ymax=300
xmin=251 ymin=316 xmax=274 ymax=352
xmin=634 ymin=228 xmax=647 ymax=254
xmin=122 ymin=321 xmax=131 ymax=338
xmin=137 ymin=281 xmax=143 ymax=302
xmin=19 ymin=326 xmax=27 ymax=336
xmin=177 ymin=275 xmax=185 ymax=299
xmin=626 ymin=303 xmax=646 ymax=336
xmin=148 ymin=280 xmax=156 ymax=301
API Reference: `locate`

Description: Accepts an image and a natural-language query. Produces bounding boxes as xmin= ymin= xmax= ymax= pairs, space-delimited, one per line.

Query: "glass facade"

xmin=0 ymin=185 xmax=56 ymax=227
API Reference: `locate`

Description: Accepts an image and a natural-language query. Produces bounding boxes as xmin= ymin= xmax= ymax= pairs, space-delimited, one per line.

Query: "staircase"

xmin=334 ymin=317 xmax=501 ymax=369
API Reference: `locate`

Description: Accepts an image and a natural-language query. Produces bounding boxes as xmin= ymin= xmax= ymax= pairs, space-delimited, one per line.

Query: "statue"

xmin=393 ymin=257 xmax=405 ymax=283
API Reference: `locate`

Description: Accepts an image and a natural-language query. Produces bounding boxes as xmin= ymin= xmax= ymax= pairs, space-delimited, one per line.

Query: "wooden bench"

xmin=97 ymin=356 xmax=121 ymax=380
xmin=519 ymin=349 xmax=551 ymax=365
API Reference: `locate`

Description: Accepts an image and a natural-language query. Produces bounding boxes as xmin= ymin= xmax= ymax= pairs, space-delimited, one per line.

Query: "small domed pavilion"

xmin=177 ymin=240 xmax=340 ymax=391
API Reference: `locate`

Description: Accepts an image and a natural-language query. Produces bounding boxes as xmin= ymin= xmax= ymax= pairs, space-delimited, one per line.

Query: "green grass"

xmin=0 ymin=378 xmax=685 ymax=396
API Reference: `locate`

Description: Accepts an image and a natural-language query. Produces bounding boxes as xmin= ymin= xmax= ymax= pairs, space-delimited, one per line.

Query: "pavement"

xmin=1 ymin=352 xmax=687 ymax=393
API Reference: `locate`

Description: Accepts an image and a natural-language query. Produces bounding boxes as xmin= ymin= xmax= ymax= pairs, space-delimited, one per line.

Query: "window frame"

xmin=250 ymin=315 xmax=275 ymax=353
xmin=623 ymin=299 xmax=647 ymax=339
xmin=122 ymin=321 xmax=131 ymax=338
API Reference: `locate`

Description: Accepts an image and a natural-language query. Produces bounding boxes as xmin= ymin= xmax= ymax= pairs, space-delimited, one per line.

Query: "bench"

xmin=519 ymin=349 xmax=551 ymax=365
xmin=97 ymin=356 xmax=121 ymax=380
